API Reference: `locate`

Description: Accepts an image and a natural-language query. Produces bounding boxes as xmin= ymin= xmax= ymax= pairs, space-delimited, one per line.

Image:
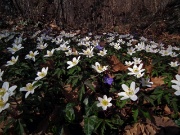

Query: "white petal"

xmin=174 ymin=90 xmax=180 ymax=96
xmin=20 ymin=87 xmax=27 ymax=91
xmin=122 ymin=84 xmax=129 ymax=92
xmin=118 ymin=92 xmax=128 ymax=97
xmin=2 ymin=82 xmax=9 ymax=90
xmin=121 ymin=96 xmax=129 ymax=100
xmin=102 ymin=106 xmax=107 ymax=110
xmin=103 ymin=95 xmax=107 ymax=100
xmin=130 ymin=95 xmax=138 ymax=101
xmin=25 ymin=92 xmax=30 ymax=98
xmin=130 ymin=82 xmax=135 ymax=91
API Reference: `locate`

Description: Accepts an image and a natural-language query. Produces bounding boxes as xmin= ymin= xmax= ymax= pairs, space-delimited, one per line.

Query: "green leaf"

xmin=18 ymin=119 xmax=24 ymax=135
xmin=65 ymin=103 xmax=75 ymax=122
xmin=84 ymin=115 xmax=98 ymax=135
xmin=140 ymin=110 xmax=151 ymax=120
xmin=78 ymin=84 xmax=85 ymax=101
xmin=116 ymin=98 xmax=128 ymax=108
xmin=132 ymin=109 xmax=139 ymax=122
xmin=85 ymin=101 xmax=98 ymax=116
xmin=72 ymin=77 xmax=79 ymax=87
xmin=84 ymin=80 xmax=95 ymax=92
xmin=111 ymin=115 xmax=124 ymax=126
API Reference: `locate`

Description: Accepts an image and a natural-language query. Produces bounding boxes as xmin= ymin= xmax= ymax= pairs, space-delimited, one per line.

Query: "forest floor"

xmin=0 ymin=1 xmax=180 ymax=135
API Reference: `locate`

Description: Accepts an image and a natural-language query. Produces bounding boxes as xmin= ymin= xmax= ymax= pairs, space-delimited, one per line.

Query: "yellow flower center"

xmin=102 ymin=99 xmax=109 ymax=106
xmin=0 ymin=100 xmax=5 ymax=107
xmin=97 ymin=65 xmax=103 ymax=71
xmin=133 ymin=68 xmax=139 ymax=73
xmin=30 ymin=52 xmax=35 ymax=57
xmin=26 ymin=84 xmax=34 ymax=91
xmin=12 ymin=47 xmax=18 ymax=51
xmin=11 ymin=59 xmax=16 ymax=63
xmin=39 ymin=72 xmax=45 ymax=77
xmin=0 ymin=88 xmax=6 ymax=96
xmin=126 ymin=88 xmax=134 ymax=96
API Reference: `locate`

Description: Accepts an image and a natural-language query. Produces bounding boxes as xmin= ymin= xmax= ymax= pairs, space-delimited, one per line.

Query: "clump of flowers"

xmin=0 ymin=29 xmax=179 ymax=135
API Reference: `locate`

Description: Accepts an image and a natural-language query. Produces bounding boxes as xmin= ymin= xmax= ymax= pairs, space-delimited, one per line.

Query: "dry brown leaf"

xmin=145 ymin=64 xmax=153 ymax=74
xmin=108 ymin=55 xmax=128 ymax=72
xmin=178 ymin=66 xmax=180 ymax=75
xmin=124 ymin=123 xmax=157 ymax=135
xmin=151 ymin=76 xmax=165 ymax=88
xmin=154 ymin=116 xmax=177 ymax=127
xmin=164 ymin=105 xmax=172 ymax=115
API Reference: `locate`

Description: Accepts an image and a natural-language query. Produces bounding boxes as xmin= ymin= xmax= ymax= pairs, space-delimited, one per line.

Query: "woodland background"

xmin=0 ymin=0 xmax=180 ymax=38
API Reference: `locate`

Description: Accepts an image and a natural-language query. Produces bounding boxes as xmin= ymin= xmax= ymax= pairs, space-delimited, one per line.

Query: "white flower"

xmin=67 ymin=56 xmax=80 ymax=69
xmin=133 ymin=57 xmax=142 ymax=65
xmin=159 ymin=49 xmax=172 ymax=56
xmin=92 ymin=62 xmax=108 ymax=73
xmin=0 ymin=93 xmax=10 ymax=113
xmin=127 ymin=47 xmax=136 ymax=55
xmin=0 ymin=82 xmax=17 ymax=96
xmin=44 ymin=49 xmax=55 ymax=57
xmin=7 ymin=44 xmax=24 ymax=54
xmin=20 ymin=81 xmax=38 ymax=98
xmin=14 ymin=36 xmax=23 ymax=45
xmin=140 ymin=78 xmax=153 ymax=87
xmin=125 ymin=61 xmax=134 ymax=66
xmin=97 ymin=95 xmax=112 ymax=110
xmin=25 ymin=51 xmax=39 ymax=62
xmin=36 ymin=42 xmax=48 ymax=50
xmin=118 ymin=82 xmax=139 ymax=101
xmin=80 ymin=46 xmax=94 ymax=58
xmin=172 ymin=85 xmax=180 ymax=96
xmin=169 ymin=61 xmax=179 ymax=67
xmin=5 ymin=56 xmax=19 ymax=66
xmin=114 ymin=43 xmax=121 ymax=50
xmin=0 ymin=69 xmax=4 ymax=81
xmin=97 ymin=48 xmax=107 ymax=56
xmin=65 ymin=49 xmax=73 ymax=56
xmin=170 ymin=52 xmax=178 ymax=57
xmin=35 ymin=67 xmax=48 ymax=80
xmin=128 ymin=64 xmax=145 ymax=78
xmin=135 ymin=42 xmax=145 ymax=51
xmin=171 ymin=74 xmax=180 ymax=86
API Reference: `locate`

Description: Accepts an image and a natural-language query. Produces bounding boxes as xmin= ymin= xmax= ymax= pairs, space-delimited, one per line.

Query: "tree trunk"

xmin=0 ymin=0 xmax=176 ymax=30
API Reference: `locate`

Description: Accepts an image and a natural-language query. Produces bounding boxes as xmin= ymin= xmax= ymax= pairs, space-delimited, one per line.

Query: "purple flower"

xmin=96 ymin=45 xmax=103 ymax=50
xmin=104 ymin=76 xmax=114 ymax=85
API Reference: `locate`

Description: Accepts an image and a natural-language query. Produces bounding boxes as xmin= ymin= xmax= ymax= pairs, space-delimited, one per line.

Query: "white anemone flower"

xmin=67 ymin=56 xmax=80 ymax=69
xmin=172 ymin=85 xmax=180 ymax=96
xmin=97 ymin=48 xmax=107 ymax=56
xmin=125 ymin=61 xmax=134 ymax=66
xmin=0 ymin=82 xmax=17 ymax=96
xmin=80 ymin=46 xmax=94 ymax=58
xmin=171 ymin=74 xmax=180 ymax=86
xmin=118 ymin=82 xmax=139 ymax=101
xmin=128 ymin=64 xmax=145 ymax=77
xmin=133 ymin=57 xmax=142 ymax=65
xmin=35 ymin=67 xmax=48 ymax=80
xmin=127 ymin=47 xmax=136 ymax=55
xmin=7 ymin=44 xmax=24 ymax=54
xmin=5 ymin=56 xmax=19 ymax=66
xmin=44 ymin=49 xmax=55 ymax=57
xmin=25 ymin=51 xmax=39 ymax=62
xmin=0 ymin=93 xmax=10 ymax=113
xmin=97 ymin=95 xmax=112 ymax=110
xmin=36 ymin=42 xmax=48 ymax=50
xmin=169 ymin=61 xmax=179 ymax=67
xmin=20 ymin=81 xmax=39 ymax=98
xmin=92 ymin=62 xmax=108 ymax=73
xmin=140 ymin=78 xmax=153 ymax=87
xmin=0 ymin=69 xmax=4 ymax=81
